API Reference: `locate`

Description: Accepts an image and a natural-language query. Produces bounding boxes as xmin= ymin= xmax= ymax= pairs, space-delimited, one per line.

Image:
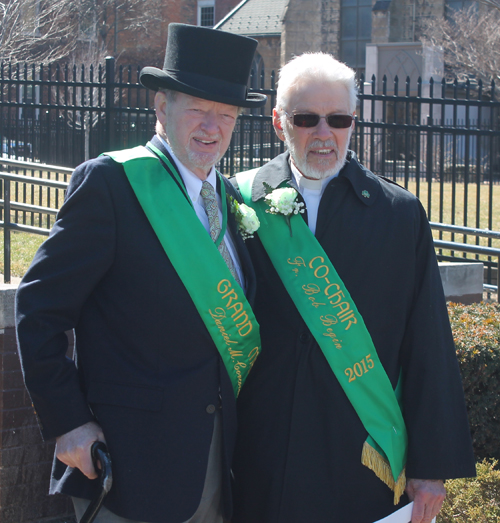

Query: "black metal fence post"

xmin=426 ymin=115 xmax=433 ymax=186
xmin=3 ymin=177 xmax=11 ymax=283
xmin=105 ymin=57 xmax=116 ymax=153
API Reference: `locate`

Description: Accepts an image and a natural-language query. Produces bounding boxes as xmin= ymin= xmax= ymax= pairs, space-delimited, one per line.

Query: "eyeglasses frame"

xmin=283 ymin=110 xmax=356 ymax=129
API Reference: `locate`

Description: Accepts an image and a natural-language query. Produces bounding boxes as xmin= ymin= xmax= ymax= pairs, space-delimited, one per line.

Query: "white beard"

xmin=165 ymin=126 xmax=223 ymax=174
xmin=283 ymin=130 xmax=350 ymax=180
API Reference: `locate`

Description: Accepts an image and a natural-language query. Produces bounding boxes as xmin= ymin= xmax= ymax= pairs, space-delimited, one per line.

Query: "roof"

xmin=214 ymin=0 xmax=286 ymax=37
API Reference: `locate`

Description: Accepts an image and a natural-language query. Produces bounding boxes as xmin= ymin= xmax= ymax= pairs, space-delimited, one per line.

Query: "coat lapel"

xmin=250 ymin=152 xmax=294 ymax=201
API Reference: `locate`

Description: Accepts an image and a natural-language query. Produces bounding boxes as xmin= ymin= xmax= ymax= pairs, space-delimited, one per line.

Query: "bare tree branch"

xmin=419 ymin=5 xmax=500 ymax=87
xmin=478 ymin=0 xmax=500 ymax=12
xmin=0 ymin=0 xmax=163 ymax=65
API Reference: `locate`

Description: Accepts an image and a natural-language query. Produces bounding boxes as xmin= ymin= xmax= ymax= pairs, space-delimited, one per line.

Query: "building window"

xmin=198 ymin=1 xmax=215 ymax=27
xmin=340 ymin=0 xmax=372 ymax=72
xmin=79 ymin=0 xmax=98 ymax=41
xmin=446 ymin=0 xmax=476 ymax=16
xmin=249 ymin=53 xmax=265 ymax=114
xmin=19 ymin=0 xmax=42 ymax=36
xmin=250 ymin=54 xmax=264 ymax=89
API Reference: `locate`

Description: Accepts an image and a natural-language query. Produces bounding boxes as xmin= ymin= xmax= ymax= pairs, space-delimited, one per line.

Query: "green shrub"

xmin=448 ymin=302 xmax=500 ymax=460
xmin=438 ymin=459 xmax=500 ymax=523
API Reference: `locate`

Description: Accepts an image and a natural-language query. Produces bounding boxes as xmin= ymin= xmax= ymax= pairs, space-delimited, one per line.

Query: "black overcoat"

xmin=15 ymin=136 xmax=256 ymax=523
xmin=231 ymin=151 xmax=475 ymax=523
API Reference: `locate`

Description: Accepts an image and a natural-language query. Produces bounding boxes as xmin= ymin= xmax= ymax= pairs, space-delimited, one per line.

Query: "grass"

xmin=1 ymin=179 xmax=499 ymax=280
xmin=0 ymin=169 xmax=67 ymax=279
xmin=405 ymin=181 xmax=500 ymax=265
xmin=405 ymin=179 xmax=500 ymax=232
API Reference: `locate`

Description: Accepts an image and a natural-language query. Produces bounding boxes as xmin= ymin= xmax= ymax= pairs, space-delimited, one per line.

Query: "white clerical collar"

xmin=290 ymin=160 xmax=338 ymax=194
xmin=157 ymin=134 xmax=217 ymax=203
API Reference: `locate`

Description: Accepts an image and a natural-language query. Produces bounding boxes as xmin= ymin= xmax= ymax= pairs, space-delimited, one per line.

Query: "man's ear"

xmin=154 ymin=91 xmax=168 ymax=128
xmin=272 ymin=108 xmax=286 ymax=142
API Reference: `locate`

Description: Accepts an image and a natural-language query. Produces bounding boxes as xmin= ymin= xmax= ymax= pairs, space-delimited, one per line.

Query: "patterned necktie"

xmin=200 ymin=180 xmax=241 ymax=286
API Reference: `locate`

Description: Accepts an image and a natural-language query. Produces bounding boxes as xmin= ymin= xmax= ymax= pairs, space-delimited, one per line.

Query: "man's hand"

xmin=406 ymin=478 xmax=446 ymax=523
xmin=55 ymin=421 xmax=106 ymax=480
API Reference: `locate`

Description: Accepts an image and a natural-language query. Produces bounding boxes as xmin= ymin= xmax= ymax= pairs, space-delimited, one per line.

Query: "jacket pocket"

xmin=87 ymin=381 xmax=163 ymax=412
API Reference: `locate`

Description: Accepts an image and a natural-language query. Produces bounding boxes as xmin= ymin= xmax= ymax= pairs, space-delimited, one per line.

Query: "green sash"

xmin=104 ymin=146 xmax=261 ymax=397
xmin=237 ymin=169 xmax=407 ymax=503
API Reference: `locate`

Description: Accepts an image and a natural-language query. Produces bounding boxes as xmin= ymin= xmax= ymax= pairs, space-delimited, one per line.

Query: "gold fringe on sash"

xmin=361 ymin=441 xmax=406 ymax=505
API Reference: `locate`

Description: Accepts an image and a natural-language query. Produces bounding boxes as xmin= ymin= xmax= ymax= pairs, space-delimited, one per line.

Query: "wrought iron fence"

xmin=2 ymin=166 xmax=498 ymax=300
xmin=1 ymin=58 xmax=499 ymax=289
xmin=354 ymin=74 xmax=500 ymax=228
xmin=0 ymin=159 xmax=71 ymax=281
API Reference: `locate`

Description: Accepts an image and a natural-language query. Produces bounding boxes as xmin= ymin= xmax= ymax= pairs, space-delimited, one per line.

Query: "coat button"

xmin=206 ymin=404 xmax=216 ymax=414
xmin=299 ymin=332 xmax=309 ymax=343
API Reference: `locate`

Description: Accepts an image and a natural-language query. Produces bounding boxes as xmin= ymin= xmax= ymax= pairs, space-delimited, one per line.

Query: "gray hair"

xmin=158 ymin=88 xmax=179 ymax=103
xmin=276 ymin=53 xmax=358 ymax=114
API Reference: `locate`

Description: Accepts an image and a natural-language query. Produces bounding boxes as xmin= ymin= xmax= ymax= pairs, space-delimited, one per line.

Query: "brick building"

xmin=117 ymin=0 xmax=242 ymax=66
xmin=106 ymin=0 xmax=243 ymax=67
xmin=10 ymin=0 xmax=243 ymax=67
xmin=215 ymin=0 xmax=482 ymax=92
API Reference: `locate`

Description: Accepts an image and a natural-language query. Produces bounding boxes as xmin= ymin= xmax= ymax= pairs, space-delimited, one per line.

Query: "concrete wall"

xmin=320 ymin=0 xmax=341 ymax=58
xmin=281 ymin=0 xmax=323 ymax=64
xmin=0 ymin=284 xmax=74 ymax=523
xmin=255 ymin=35 xmax=281 ymax=90
xmin=438 ymin=262 xmax=484 ymax=305
xmin=372 ymin=5 xmax=391 ymax=44
xmin=388 ymin=0 xmax=445 ymax=43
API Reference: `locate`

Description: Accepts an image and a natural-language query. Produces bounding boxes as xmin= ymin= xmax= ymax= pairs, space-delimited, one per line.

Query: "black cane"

xmin=79 ymin=441 xmax=113 ymax=523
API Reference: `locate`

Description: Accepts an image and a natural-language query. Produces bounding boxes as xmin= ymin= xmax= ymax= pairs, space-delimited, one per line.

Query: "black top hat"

xmin=140 ymin=24 xmax=267 ymax=108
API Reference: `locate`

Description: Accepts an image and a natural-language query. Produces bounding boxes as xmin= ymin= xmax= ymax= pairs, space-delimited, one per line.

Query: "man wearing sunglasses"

xmin=231 ymin=53 xmax=475 ymax=523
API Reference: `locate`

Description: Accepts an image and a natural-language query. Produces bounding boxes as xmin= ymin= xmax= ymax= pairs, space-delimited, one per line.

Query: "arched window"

xmin=249 ymin=53 xmax=265 ymax=115
xmin=340 ymin=0 xmax=372 ymax=73
xmin=250 ymin=53 xmax=264 ymax=91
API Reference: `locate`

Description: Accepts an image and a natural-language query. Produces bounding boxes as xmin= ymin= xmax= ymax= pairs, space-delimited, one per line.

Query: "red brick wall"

xmin=112 ymin=0 xmax=243 ymax=68
xmin=116 ymin=1 xmax=198 ymax=68
xmin=0 ymin=326 xmax=74 ymax=523
xmin=216 ymin=0 xmax=242 ymax=23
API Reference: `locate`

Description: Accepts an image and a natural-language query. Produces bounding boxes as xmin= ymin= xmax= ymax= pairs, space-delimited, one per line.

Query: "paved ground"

xmin=0 ymin=274 xmax=22 ymax=285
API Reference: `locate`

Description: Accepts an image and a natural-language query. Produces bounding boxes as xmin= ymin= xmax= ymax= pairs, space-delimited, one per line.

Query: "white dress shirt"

xmin=290 ymin=161 xmax=339 ymax=235
xmin=156 ymin=135 xmax=244 ymax=286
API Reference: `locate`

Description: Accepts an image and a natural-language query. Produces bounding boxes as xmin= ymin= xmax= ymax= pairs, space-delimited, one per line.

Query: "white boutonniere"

xmin=263 ymin=184 xmax=305 ymax=236
xmin=228 ymin=196 xmax=260 ymax=240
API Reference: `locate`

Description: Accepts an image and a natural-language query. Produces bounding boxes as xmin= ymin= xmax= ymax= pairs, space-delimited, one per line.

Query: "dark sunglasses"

xmin=284 ymin=111 xmax=355 ymax=129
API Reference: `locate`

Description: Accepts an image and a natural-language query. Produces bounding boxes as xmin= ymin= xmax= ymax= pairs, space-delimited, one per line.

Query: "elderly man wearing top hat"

xmin=16 ymin=24 xmax=266 ymax=523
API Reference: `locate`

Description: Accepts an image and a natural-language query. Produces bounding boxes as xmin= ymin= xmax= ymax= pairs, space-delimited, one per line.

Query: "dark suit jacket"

xmin=231 ymin=151 xmax=475 ymax=523
xmin=15 ymin=136 xmax=256 ymax=523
